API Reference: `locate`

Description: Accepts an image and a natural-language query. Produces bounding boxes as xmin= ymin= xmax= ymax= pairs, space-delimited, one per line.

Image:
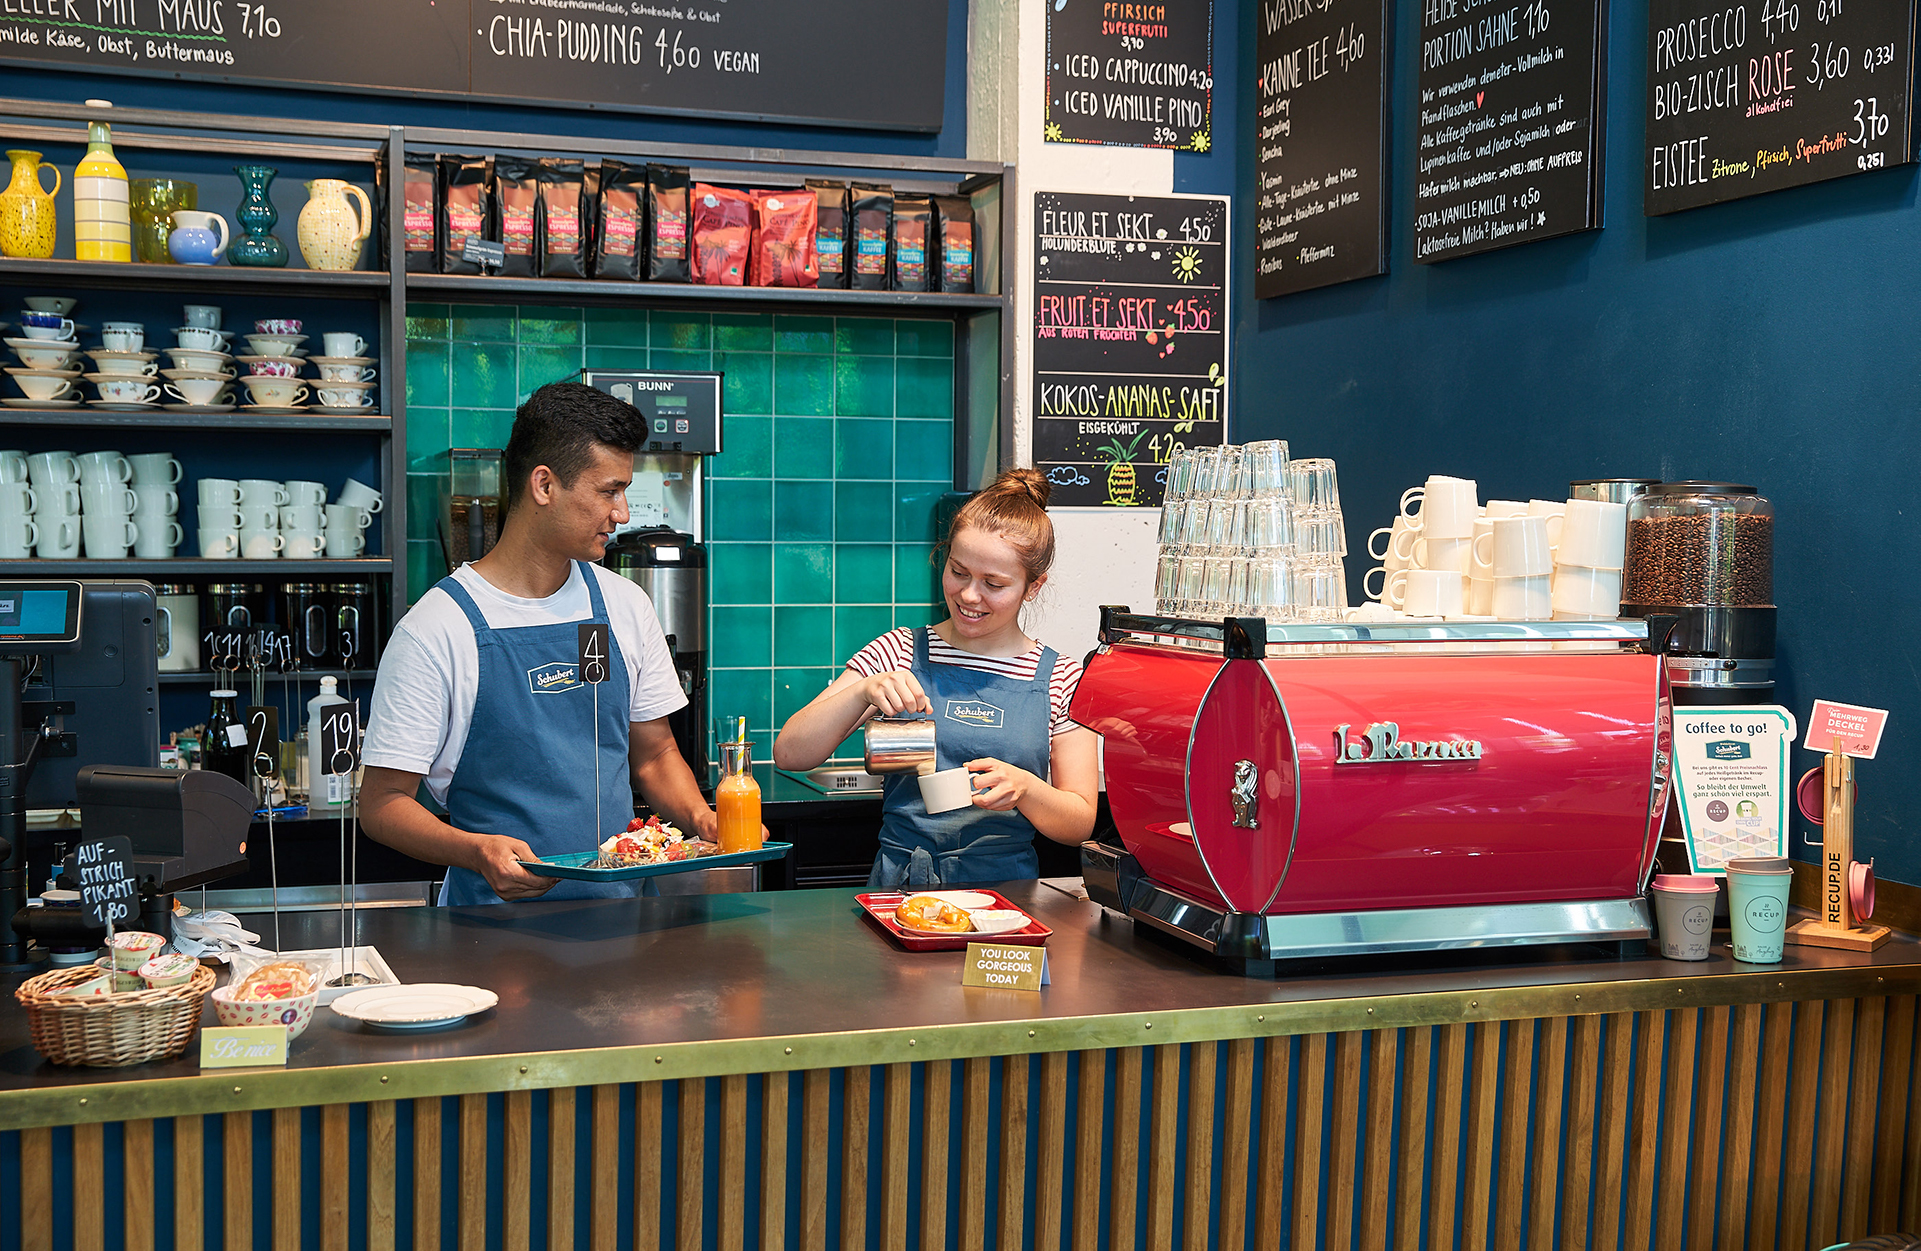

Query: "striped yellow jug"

xmin=73 ymin=113 xmax=131 ymax=262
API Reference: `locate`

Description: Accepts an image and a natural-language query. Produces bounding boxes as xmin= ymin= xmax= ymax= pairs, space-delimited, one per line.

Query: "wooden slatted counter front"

xmin=3 ymin=885 xmax=1920 ymax=1250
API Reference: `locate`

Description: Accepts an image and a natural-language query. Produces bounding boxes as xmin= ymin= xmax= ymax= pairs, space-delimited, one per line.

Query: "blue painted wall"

xmin=1232 ymin=0 xmax=1921 ymax=881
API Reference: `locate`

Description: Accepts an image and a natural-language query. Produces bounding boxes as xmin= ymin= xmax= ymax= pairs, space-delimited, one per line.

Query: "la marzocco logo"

xmin=527 ymin=661 xmax=581 ymax=694
xmin=1333 ymin=722 xmax=1484 ymax=765
xmin=945 ymin=700 xmax=1004 ymax=729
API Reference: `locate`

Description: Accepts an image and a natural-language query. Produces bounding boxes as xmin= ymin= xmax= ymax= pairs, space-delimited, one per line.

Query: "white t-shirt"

xmin=363 ymin=563 xmax=687 ymax=805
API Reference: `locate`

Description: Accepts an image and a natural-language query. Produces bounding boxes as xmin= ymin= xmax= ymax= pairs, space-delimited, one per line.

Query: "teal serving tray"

xmin=519 ymin=842 xmax=793 ymax=882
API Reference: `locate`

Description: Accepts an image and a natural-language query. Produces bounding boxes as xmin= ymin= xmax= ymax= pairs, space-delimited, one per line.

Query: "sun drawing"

xmin=1045 ymin=121 xmax=1064 ymax=141
xmin=1188 ymin=129 xmax=1210 ymax=152
xmin=1171 ymin=246 xmax=1203 ymax=283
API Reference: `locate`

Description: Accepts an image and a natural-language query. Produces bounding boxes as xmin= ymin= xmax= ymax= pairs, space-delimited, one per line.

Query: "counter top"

xmin=5 ymin=883 xmax=1919 ymax=1128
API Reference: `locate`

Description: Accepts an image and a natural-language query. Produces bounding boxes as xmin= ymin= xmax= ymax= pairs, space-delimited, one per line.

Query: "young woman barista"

xmin=774 ymin=470 xmax=1099 ymax=888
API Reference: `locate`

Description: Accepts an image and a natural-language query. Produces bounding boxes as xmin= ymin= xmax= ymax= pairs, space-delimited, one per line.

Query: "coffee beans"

xmin=1624 ymin=511 xmax=1773 ymax=606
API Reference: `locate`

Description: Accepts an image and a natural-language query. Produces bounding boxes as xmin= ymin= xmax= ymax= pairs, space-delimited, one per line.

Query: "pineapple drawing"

xmin=1097 ymin=429 xmax=1151 ymax=506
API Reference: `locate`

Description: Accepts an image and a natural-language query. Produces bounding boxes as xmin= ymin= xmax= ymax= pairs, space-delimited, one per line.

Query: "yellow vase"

xmin=73 ymin=120 xmax=131 ymax=263
xmin=296 ymin=178 xmax=373 ymax=271
xmin=0 ymin=149 xmax=61 ymax=259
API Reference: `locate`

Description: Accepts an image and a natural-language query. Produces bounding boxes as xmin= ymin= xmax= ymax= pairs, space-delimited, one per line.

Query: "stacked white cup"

xmin=1476 ymin=514 xmax=1555 ymax=619
xmin=281 ymin=480 xmax=328 ymax=559
xmin=27 ymin=451 xmax=81 ymax=558
xmin=0 ymin=451 xmax=36 ymax=559
xmin=237 ymin=478 xmax=287 ymax=559
xmin=1376 ymin=474 xmax=1477 ymax=612
xmin=1551 ymin=497 xmax=1627 ymax=619
xmin=129 ymin=453 xmax=183 ymax=558
xmin=198 ymin=476 xmax=243 ymax=557
xmin=325 ymin=477 xmax=382 ymax=556
xmin=76 ymin=451 xmax=138 ymax=558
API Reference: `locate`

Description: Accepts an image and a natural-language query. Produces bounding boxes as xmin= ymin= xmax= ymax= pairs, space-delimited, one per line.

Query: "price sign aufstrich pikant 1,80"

xmin=1032 ymin=192 xmax=1229 ymax=509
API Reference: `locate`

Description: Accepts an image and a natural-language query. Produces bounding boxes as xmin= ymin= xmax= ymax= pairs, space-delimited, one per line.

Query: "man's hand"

xmin=471 ymin=834 xmax=559 ymax=901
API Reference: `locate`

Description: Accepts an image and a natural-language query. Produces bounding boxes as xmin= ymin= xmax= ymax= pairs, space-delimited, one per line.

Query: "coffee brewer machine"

xmin=583 ymin=370 xmax=722 ymax=789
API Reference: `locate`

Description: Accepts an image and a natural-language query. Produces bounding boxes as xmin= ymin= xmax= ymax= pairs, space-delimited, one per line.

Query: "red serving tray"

xmin=855 ymin=890 xmax=1052 ymax=951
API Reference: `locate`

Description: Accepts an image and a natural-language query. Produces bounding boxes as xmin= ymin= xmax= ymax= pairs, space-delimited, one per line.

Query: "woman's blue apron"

xmin=437 ymin=563 xmax=646 ymax=904
xmin=868 ymin=627 xmax=1057 ymax=889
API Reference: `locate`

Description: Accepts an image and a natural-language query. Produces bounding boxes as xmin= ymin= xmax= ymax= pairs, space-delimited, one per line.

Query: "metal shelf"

xmin=160 ymin=669 xmax=378 ymax=686
xmin=0 ymin=258 xmax=389 ymax=296
xmin=407 ymin=273 xmax=1002 ymax=311
xmin=0 ymin=408 xmax=392 ymax=432
xmin=0 ymin=559 xmax=392 ymax=576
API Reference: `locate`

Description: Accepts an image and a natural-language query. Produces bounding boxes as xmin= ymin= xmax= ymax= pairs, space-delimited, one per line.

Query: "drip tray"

xmin=784 ymin=766 xmax=885 ymax=795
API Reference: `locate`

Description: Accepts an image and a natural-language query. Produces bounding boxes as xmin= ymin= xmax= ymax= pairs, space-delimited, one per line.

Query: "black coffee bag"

xmin=934 ymin=195 xmax=976 ymax=293
xmin=438 ymin=154 xmax=491 ymax=275
xmin=379 ymin=151 xmax=439 ymax=272
xmin=492 ymin=155 xmax=540 ymax=278
xmin=891 ymin=195 xmax=932 ymax=293
xmin=849 ymin=183 xmax=892 ymax=292
xmin=808 ymin=179 xmax=849 ymax=290
xmin=537 ymin=158 xmax=588 ymax=279
xmin=595 ymin=159 xmax=646 ymax=280
xmin=647 ymin=163 xmax=691 ymax=283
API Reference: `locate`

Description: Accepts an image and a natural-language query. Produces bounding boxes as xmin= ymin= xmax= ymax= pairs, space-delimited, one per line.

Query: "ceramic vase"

xmin=0 ymin=150 xmax=60 ymax=259
xmin=168 ymin=210 xmax=229 ymax=266
xmin=130 ymin=178 xmax=196 ymax=264
xmin=73 ymin=120 xmax=131 ymax=262
xmin=296 ymin=178 xmax=373 ymax=271
xmin=227 ymin=164 xmax=288 ymax=267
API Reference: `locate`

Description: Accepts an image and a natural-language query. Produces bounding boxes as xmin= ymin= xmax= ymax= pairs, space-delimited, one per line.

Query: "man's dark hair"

xmin=502 ymin=382 xmax=647 ymax=514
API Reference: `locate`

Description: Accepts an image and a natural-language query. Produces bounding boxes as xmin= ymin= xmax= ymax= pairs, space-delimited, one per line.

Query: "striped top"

xmin=845 ymin=627 xmax=1086 ymax=736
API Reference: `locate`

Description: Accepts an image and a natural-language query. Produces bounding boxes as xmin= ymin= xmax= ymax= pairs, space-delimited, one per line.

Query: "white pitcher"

xmin=297 ymin=178 xmax=372 ymax=271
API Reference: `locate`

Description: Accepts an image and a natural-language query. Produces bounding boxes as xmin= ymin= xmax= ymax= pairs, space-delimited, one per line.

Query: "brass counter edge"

xmin=3 ymin=959 xmax=1914 ymax=1130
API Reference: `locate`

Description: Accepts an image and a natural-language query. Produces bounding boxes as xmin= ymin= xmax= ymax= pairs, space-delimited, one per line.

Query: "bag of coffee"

xmin=751 ymin=190 xmax=818 ymax=287
xmin=537 ymin=158 xmax=588 ymax=279
xmin=849 ymin=183 xmax=892 ymax=291
xmin=379 ymin=151 xmax=439 ymax=272
xmin=492 ymin=156 xmax=540 ymax=278
xmin=647 ymin=163 xmax=692 ymax=282
xmin=595 ymin=159 xmax=646 ymax=280
xmin=933 ymin=195 xmax=975 ymax=293
xmin=891 ymin=195 xmax=932 ymax=293
xmin=438 ymin=154 xmax=491 ymax=275
xmin=691 ymin=183 xmax=754 ymax=286
xmin=807 ymin=179 xmax=849 ymax=290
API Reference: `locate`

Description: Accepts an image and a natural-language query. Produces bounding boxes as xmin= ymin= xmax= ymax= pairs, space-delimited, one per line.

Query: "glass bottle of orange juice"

xmin=716 ymin=739 xmax=762 ymax=853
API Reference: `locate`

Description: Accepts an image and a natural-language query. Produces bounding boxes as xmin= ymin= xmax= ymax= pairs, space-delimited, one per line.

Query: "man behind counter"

xmin=361 ymin=382 xmax=715 ymax=903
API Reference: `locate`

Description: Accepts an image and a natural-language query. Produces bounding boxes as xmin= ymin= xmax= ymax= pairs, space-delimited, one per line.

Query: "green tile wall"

xmin=406 ymin=305 xmax=956 ymax=757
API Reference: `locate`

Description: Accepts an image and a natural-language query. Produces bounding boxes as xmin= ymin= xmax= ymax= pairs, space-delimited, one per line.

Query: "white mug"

xmin=35 ymin=483 xmax=79 ymax=517
xmin=198 ymin=477 xmax=241 ymax=507
xmin=174 ymin=326 xmax=226 ymax=351
xmin=0 ymin=451 xmax=27 ymax=484
xmin=314 ymin=386 xmax=374 ymax=409
xmin=99 ymin=327 xmax=145 ymax=353
xmin=182 ymin=304 xmax=222 ymax=329
xmin=1467 ymin=574 xmax=1494 ymax=616
xmin=82 ymin=514 xmax=138 ymax=558
xmin=323 ymin=527 xmax=366 ymax=556
xmin=198 ymin=528 xmax=238 ymax=558
xmin=285 ymin=480 xmax=327 ymax=507
xmin=129 ymin=453 xmax=183 ymax=485
xmin=1492 ymin=574 xmax=1553 ymax=620
xmin=280 ymin=503 xmax=324 ymax=531
xmin=283 ymin=530 xmax=326 ymax=559
xmin=1413 ymin=534 xmax=1473 ymax=575
xmin=77 ymin=451 xmax=132 ymax=487
xmin=238 ymin=478 xmax=289 ymax=507
xmin=36 ymin=514 xmax=79 ymax=559
xmin=95 ymin=380 xmax=161 ymax=405
xmin=1484 ymin=499 xmax=1530 ymax=518
xmin=239 ymin=529 xmax=283 ymax=560
xmin=78 ymin=483 xmax=137 ymax=517
xmin=324 ymin=502 xmax=372 ymax=530
xmin=1394 ymin=568 xmax=1466 ymax=617
xmin=0 ymin=516 xmax=36 ymax=559
xmin=321 ymin=332 xmax=368 ymax=358
xmin=1474 ymin=515 xmax=1554 ymax=579
xmin=131 ymin=516 xmax=184 ymax=559
xmin=198 ymin=503 xmax=244 ymax=531
xmin=1527 ymin=499 xmax=1568 ymax=547
xmin=27 ymin=451 xmax=77 ymax=487
xmin=316 ymin=363 xmax=376 ymax=383
xmin=1551 ymin=565 xmax=1624 ymax=618
xmin=1399 ymin=475 xmax=1479 ymax=539
xmin=238 ymin=503 xmax=279 ymax=532
xmin=133 ymin=484 xmax=179 ymax=515
xmin=1557 ymin=498 xmax=1627 ymax=570
xmin=0 ymin=482 xmax=36 ymax=518
xmin=337 ymin=478 xmax=383 ymax=513
xmin=1469 ymin=517 xmax=1496 ymax=576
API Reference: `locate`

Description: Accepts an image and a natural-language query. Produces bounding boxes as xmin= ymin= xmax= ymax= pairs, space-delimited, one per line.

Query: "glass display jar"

xmin=1623 ymin=482 xmax=1774 ymax=607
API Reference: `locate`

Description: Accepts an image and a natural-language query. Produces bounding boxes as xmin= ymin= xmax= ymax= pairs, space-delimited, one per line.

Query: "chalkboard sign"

xmin=1645 ymin=0 xmax=1917 ymax=215
xmin=1032 ymin=191 xmax=1229 ymax=508
xmin=65 ymin=837 xmax=136 ymax=931
xmin=0 ymin=0 xmax=948 ymax=131
xmin=579 ymin=624 xmax=611 ymax=686
xmin=319 ymin=702 xmax=360 ymax=780
xmin=1253 ymin=0 xmax=1389 ymax=298
xmin=1413 ymin=0 xmax=1608 ymax=264
xmin=246 ymin=706 xmax=279 ymax=780
xmin=1044 ymin=0 xmax=1214 ymax=150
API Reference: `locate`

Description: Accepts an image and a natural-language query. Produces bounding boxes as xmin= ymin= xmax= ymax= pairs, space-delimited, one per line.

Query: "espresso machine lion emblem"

xmin=1230 ymin=759 xmax=1259 ymax=829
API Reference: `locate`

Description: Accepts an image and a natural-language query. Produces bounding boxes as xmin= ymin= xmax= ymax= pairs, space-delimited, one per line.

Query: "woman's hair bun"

xmin=989 ymin=467 xmax=1052 ymax=510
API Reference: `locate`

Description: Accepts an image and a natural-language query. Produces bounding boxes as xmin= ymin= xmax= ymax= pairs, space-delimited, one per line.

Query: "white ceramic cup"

xmin=1557 ymin=498 xmax=1628 ymax=570
xmin=77 ymin=451 xmax=131 ymax=486
xmin=337 ymin=478 xmax=383 ymax=513
xmin=129 ymin=453 xmax=183 ymax=485
xmin=324 ymin=502 xmax=372 ymax=530
xmin=35 ymin=482 xmax=78 ymax=516
xmin=79 ymin=483 xmax=136 ymax=517
xmin=175 ymin=326 xmax=226 ymax=352
xmin=1484 ymin=499 xmax=1530 ymax=518
xmin=1492 ymin=574 xmax=1553 ymax=620
xmin=131 ymin=516 xmax=184 ymax=559
xmin=0 ymin=481 xmax=35 ymax=518
xmin=1474 ymin=515 xmax=1554 ymax=579
xmin=36 ymin=513 xmax=79 ymax=559
xmin=0 ymin=451 xmax=27 ymax=484
xmin=1413 ymin=534 xmax=1473 ymax=575
xmin=283 ymin=530 xmax=326 ymax=560
xmin=322 ymin=527 xmax=366 ymax=556
xmin=1400 ymin=475 xmax=1479 ymax=539
xmin=1551 ymin=565 xmax=1624 ymax=617
xmin=100 ymin=327 xmax=144 ymax=353
xmin=285 ymin=480 xmax=327 ymax=507
xmin=238 ymin=478 xmax=289 ymax=507
xmin=316 ymin=362 xmax=376 ymax=383
xmin=1470 ymin=517 xmax=1496 ymax=576
xmin=82 ymin=514 xmax=138 ymax=558
xmin=95 ymin=379 xmax=161 ymax=405
xmin=12 ymin=374 xmax=76 ymax=401
xmin=1467 ymin=574 xmax=1494 ymax=616
xmin=241 ymin=378 xmax=308 ymax=408
xmin=165 ymin=378 xmax=233 ymax=406
xmin=239 ymin=529 xmax=283 ymax=559
xmin=198 ymin=503 xmax=244 ymax=531
xmin=0 ymin=516 xmax=37 ymax=559
xmin=27 ymin=451 xmax=77 ymax=487
xmin=92 ymin=356 xmax=158 ymax=377
xmin=132 ymin=484 xmax=178 ymax=515
xmin=1527 ymin=499 xmax=1568 ymax=547
xmin=198 ymin=528 xmax=238 ymax=558
xmin=182 ymin=304 xmax=221 ymax=329
xmin=238 ymin=503 xmax=279 ymax=532
xmin=279 ymin=503 xmax=324 ymax=531
xmin=314 ymin=385 xmax=374 ymax=409
xmin=13 ymin=344 xmax=78 ymax=369
xmin=321 ymin=332 xmax=368 ymax=358
xmin=1392 ymin=568 xmax=1466 ymax=617
xmin=20 ymin=315 xmax=75 ymax=341
xmin=198 ymin=477 xmax=241 ymax=507
xmin=917 ymin=766 xmax=977 ymax=814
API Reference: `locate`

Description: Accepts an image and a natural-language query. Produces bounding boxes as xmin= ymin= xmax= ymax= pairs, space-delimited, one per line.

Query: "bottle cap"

xmin=210 ymin=689 xmax=238 ymax=698
xmin=320 ymin=676 xmax=338 ymax=693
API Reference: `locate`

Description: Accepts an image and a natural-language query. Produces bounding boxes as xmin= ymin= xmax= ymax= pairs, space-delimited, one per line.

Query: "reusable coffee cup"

xmin=1725 ymin=860 xmax=1793 ymax=963
xmin=35 ymin=482 xmax=78 ymax=517
xmin=82 ymin=515 xmax=138 ymax=559
xmin=337 ymin=478 xmax=383 ymax=513
xmin=36 ymin=514 xmax=78 ymax=559
xmin=0 ymin=516 xmax=37 ymax=560
xmin=182 ymin=304 xmax=222 ymax=329
xmin=1650 ymin=875 xmax=1719 ymax=961
xmin=198 ymin=528 xmax=238 ymax=558
xmin=255 ymin=318 xmax=302 ymax=336
xmin=240 ymin=378 xmax=307 ymax=407
xmin=314 ymin=385 xmax=374 ymax=408
xmin=1527 ymin=499 xmax=1568 ymax=547
xmin=131 ymin=516 xmax=183 ymax=559
xmin=321 ymin=331 xmax=367 ymax=358
xmin=1413 ymin=534 xmax=1473 ymax=575
xmin=1484 ymin=499 xmax=1530 ymax=518
xmin=129 ymin=453 xmax=183 ymax=485
xmin=197 ymin=478 xmax=241 ymax=507
xmin=917 ymin=766 xmax=978 ymax=815
xmin=1551 ymin=565 xmax=1623 ymax=618
xmin=23 ymin=297 xmax=75 ymax=314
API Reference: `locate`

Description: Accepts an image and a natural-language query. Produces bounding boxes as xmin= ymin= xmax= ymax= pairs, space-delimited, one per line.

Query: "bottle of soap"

xmin=306 ymin=676 xmax=351 ymax=806
xmin=73 ymin=101 xmax=130 ymax=262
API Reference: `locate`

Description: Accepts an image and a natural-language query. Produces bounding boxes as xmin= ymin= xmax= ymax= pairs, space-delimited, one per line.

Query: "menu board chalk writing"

xmin=1414 ymin=0 xmax=1608 ymax=264
xmin=0 ymin=0 xmax=948 ymax=132
xmin=246 ymin=705 xmax=279 ymax=780
xmin=319 ymin=702 xmax=360 ymax=780
xmin=65 ymin=837 xmax=136 ymax=931
xmin=1032 ymin=191 xmax=1228 ymax=509
xmin=1045 ymin=0 xmax=1214 ymax=150
xmin=579 ymin=624 xmax=611 ymax=686
xmin=1253 ymin=0 xmax=1389 ymax=298
xmin=1644 ymin=0 xmax=1916 ymax=215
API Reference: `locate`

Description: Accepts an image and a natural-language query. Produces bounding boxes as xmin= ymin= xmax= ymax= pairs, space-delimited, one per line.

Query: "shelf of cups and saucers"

xmin=1783 ymin=736 xmax=1891 ymax=952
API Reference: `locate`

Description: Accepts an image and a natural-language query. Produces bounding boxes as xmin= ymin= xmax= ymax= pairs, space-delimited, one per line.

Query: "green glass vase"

xmin=227 ymin=163 xmax=288 ymax=267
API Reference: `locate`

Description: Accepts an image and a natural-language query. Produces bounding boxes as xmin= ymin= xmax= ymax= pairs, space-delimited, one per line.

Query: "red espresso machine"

xmin=1072 ymin=610 xmax=1677 ymax=968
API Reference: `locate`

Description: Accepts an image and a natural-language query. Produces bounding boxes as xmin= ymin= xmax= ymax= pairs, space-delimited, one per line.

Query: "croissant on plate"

xmin=896 ymin=894 xmax=974 ymax=933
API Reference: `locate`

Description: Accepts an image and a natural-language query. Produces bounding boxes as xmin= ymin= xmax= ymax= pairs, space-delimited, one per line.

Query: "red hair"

xmin=945 ymin=468 xmax=1055 ymax=585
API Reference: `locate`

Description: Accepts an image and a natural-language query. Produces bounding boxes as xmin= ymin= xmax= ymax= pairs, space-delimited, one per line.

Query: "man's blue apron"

xmin=437 ymin=563 xmax=644 ymax=904
xmin=868 ymin=627 xmax=1057 ymax=889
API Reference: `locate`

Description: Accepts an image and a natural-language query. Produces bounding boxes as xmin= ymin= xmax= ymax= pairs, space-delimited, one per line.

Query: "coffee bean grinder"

xmin=583 ymin=370 xmax=722 ymax=790
xmin=1619 ymin=481 xmax=1777 ymax=876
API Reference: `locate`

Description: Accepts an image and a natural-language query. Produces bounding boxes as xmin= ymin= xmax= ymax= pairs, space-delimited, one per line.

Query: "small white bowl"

xmin=966 ymin=909 xmax=1031 ymax=936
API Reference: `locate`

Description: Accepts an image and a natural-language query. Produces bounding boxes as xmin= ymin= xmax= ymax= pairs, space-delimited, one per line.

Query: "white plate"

xmin=88 ymin=400 xmax=160 ymax=411
xmin=4 ymin=336 xmax=78 ymax=351
xmin=330 ymin=983 xmax=498 ymax=1029
xmin=2 ymin=397 xmax=81 ymax=408
xmin=307 ymin=355 xmax=376 ymax=366
xmin=924 ymin=890 xmax=995 ymax=909
xmin=88 ymin=349 xmax=158 ymax=361
xmin=4 ymin=366 xmax=81 ymax=379
xmin=241 ymin=403 xmax=307 ymax=414
xmin=161 ymin=402 xmax=237 ymax=413
xmin=967 ymin=909 xmax=1032 ymax=935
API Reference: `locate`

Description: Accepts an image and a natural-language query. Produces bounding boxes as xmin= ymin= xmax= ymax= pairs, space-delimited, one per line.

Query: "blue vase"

xmin=227 ymin=164 xmax=288 ymax=267
xmin=167 ymin=210 xmax=228 ymax=265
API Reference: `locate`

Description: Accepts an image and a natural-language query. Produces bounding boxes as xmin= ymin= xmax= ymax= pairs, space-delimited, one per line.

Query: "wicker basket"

xmin=15 ymin=962 xmax=215 ymax=1067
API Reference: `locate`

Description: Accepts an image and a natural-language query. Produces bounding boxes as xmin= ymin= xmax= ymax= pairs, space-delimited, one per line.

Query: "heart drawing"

xmin=1476 ymin=92 xmax=1485 ymax=108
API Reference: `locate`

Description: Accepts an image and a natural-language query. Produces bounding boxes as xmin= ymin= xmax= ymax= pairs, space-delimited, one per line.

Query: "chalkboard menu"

xmin=1413 ymin=0 xmax=1608 ymax=264
xmin=1645 ymin=1 xmax=1917 ymax=215
xmin=1032 ymin=192 xmax=1228 ymax=509
xmin=1253 ymin=0 xmax=1389 ymax=299
xmin=0 ymin=0 xmax=948 ymax=131
xmin=1044 ymin=0 xmax=1213 ymax=149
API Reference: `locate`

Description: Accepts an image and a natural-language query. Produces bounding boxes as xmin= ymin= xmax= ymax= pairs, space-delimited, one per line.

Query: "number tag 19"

xmin=579 ymin=623 xmax=610 ymax=686
xmin=319 ymin=703 xmax=360 ymax=779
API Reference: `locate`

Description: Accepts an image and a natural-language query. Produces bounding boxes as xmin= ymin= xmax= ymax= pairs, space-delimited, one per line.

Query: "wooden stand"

xmin=1785 ymin=740 xmax=1890 ymax=952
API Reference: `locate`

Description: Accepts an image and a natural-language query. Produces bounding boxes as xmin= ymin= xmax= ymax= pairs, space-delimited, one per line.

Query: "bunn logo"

xmin=945 ymin=700 xmax=1004 ymax=729
xmin=1706 ymin=739 xmax=1751 ymax=761
xmin=528 ymin=661 xmax=581 ymax=694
